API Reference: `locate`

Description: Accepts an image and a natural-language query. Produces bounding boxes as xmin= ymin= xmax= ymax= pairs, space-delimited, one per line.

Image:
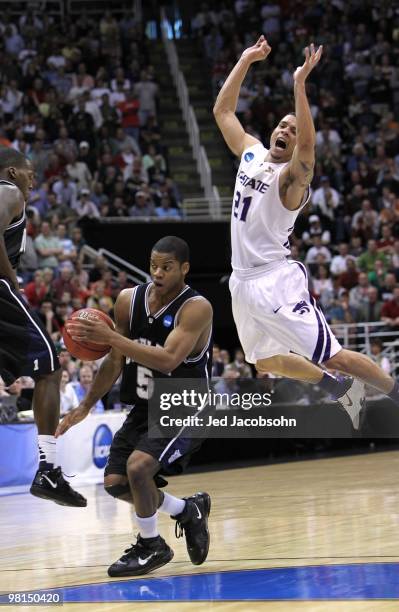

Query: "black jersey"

xmin=1 ymin=180 xmax=26 ymax=269
xmin=120 ymin=282 xmax=212 ymax=406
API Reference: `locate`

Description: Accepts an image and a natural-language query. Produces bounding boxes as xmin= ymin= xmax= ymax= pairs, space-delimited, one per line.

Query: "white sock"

xmin=158 ymin=492 xmax=186 ymax=516
xmin=135 ymin=512 xmax=159 ymax=539
xmin=38 ymin=435 xmax=56 ymax=469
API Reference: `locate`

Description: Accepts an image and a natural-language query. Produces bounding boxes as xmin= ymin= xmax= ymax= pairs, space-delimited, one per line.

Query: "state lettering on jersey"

xmin=237 ymin=170 xmax=270 ymax=194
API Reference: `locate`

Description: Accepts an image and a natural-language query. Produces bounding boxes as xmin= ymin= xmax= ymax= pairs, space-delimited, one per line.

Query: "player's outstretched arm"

xmin=280 ymin=44 xmax=323 ymax=211
xmin=0 ymin=186 xmax=24 ymax=289
xmin=55 ymin=290 xmax=131 ymax=437
xmin=66 ymin=297 xmax=213 ymax=375
xmin=213 ymin=35 xmax=271 ymax=157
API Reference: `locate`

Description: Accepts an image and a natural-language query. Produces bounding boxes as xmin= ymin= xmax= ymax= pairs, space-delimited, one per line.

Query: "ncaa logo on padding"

xmin=244 ymin=152 xmax=254 ymax=162
xmin=163 ymin=314 xmax=173 ymax=328
xmin=92 ymin=424 xmax=112 ymax=468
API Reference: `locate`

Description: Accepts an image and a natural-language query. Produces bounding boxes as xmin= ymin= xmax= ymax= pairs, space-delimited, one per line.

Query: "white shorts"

xmin=229 ymin=260 xmax=341 ymax=365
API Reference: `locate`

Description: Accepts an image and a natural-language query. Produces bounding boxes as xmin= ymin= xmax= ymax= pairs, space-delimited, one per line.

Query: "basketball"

xmin=62 ymin=308 xmax=114 ymax=361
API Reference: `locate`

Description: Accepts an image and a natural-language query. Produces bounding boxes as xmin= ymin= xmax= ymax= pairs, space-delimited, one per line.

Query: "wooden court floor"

xmin=1 ymin=451 xmax=399 ymax=611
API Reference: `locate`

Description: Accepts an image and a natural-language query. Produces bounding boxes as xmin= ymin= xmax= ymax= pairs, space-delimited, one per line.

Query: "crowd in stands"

xmin=0 ymin=9 xmax=185 ymax=413
xmin=1 ymin=3 xmax=399 ymax=416
xmin=0 ymin=8 xmax=183 ymax=224
xmin=191 ymin=0 xmax=399 ymax=331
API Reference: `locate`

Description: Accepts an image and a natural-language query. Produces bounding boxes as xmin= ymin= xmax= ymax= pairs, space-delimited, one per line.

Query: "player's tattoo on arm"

xmin=299 ymin=160 xmax=314 ymax=186
xmin=280 ymin=171 xmax=295 ymax=198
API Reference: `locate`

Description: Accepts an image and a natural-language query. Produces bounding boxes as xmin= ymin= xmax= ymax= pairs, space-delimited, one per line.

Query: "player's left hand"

xmin=293 ymin=43 xmax=323 ymax=84
xmin=66 ymin=318 xmax=113 ymax=345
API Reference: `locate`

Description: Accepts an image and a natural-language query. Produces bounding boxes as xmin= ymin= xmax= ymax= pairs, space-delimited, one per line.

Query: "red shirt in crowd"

xmin=381 ymin=299 xmax=399 ymax=320
xmin=117 ymin=99 xmax=140 ymax=128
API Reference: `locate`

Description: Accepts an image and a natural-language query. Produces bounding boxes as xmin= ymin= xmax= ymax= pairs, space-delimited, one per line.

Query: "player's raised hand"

xmin=241 ymin=35 xmax=271 ymax=64
xmin=55 ymin=404 xmax=90 ymax=437
xmin=293 ymin=43 xmax=323 ymax=84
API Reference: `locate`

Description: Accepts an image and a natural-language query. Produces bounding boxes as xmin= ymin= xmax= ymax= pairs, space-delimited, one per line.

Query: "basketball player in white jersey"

xmin=214 ymin=36 xmax=399 ymax=427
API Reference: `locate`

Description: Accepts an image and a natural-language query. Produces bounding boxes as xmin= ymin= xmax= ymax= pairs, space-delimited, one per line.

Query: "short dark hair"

xmin=152 ymin=236 xmax=189 ymax=264
xmin=0 ymin=146 xmax=28 ymax=171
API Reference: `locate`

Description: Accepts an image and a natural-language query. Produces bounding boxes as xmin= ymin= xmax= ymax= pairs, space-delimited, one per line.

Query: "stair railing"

xmin=160 ymin=9 xmax=222 ymax=218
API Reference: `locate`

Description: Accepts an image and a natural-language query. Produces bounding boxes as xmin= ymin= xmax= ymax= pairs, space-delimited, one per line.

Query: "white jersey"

xmin=231 ymin=142 xmax=310 ymax=272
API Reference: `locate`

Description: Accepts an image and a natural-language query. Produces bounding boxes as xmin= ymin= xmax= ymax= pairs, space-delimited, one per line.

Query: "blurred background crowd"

xmin=0 ymin=0 xmax=398 ymax=414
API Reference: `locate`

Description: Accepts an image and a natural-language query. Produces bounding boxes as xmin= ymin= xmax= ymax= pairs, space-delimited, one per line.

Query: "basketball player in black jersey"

xmin=57 ymin=236 xmax=213 ymax=577
xmin=0 ymin=147 xmax=85 ymax=507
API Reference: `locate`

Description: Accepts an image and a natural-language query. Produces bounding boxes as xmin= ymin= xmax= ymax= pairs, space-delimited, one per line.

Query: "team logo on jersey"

xmin=293 ymin=301 xmax=310 ymax=315
xmin=244 ymin=152 xmax=254 ymax=162
xmin=266 ymin=166 xmax=275 ymax=174
xmin=163 ymin=314 xmax=173 ymax=328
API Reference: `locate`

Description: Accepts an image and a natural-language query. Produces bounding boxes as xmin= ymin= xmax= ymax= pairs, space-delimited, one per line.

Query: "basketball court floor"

xmin=1 ymin=451 xmax=399 ymax=611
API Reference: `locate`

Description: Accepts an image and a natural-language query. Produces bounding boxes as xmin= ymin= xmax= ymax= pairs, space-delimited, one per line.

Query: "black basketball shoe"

xmin=172 ymin=492 xmax=211 ymax=565
xmin=30 ymin=467 xmax=87 ymax=507
xmin=108 ymin=535 xmax=174 ymax=577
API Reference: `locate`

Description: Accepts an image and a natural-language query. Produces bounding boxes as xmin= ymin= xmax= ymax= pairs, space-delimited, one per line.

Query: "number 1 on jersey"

xmin=233 ymin=191 xmax=252 ymax=222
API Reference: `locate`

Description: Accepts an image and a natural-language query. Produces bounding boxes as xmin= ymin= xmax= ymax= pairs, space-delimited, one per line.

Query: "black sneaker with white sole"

xmin=30 ymin=467 xmax=87 ymax=507
xmin=107 ymin=535 xmax=174 ymax=577
xmin=172 ymin=492 xmax=211 ymax=565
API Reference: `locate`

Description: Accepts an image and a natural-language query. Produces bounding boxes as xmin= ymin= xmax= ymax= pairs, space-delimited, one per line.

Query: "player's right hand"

xmin=241 ymin=35 xmax=271 ymax=64
xmin=55 ymin=404 xmax=90 ymax=437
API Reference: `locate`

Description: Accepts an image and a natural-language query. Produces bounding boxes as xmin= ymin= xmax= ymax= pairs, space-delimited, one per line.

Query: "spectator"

xmin=213 ymin=364 xmax=240 ymax=406
xmin=305 ymin=235 xmax=332 ymax=265
xmin=313 ymin=264 xmax=333 ymax=300
xmin=357 ymin=239 xmax=389 ymax=274
xmin=329 ymin=292 xmax=358 ymax=325
xmin=73 ymin=188 xmax=100 ymax=218
xmin=67 ymin=365 xmax=104 ymax=413
xmin=369 ymin=338 xmax=391 ymax=375
xmin=52 ymin=171 xmax=78 ymax=208
xmin=60 ymin=369 xmax=79 ymax=415
xmin=311 ymin=176 xmax=340 ymax=222
xmin=52 ymin=266 xmax=78 ymax=302
xmin=66 ymin=151 xmax=92 ymax=190
xmin=134 ymin=72 xmax=159 ymax=126
xmin=129 ymin=191 xmax=156 ymax=217
xmin=34 ymin=221 xmax=63 ymax=270
xmin=24 ymin=270 xmax=49 ymax=308
xmin=117 ymin=90 xmax=140 ymax=142
xmin=330 ymin=243 xmax=351 ymax=277
xmin=302 ymin=214 xmax=331 ymax=246
xmin=381 ymin=286 xmax=399 ymax=331
xmin=211 ymin=344 xmax=225 ymax=377
xmin=155 ymin=196 xmax=181 ymax=219
xmin=379 ymin=273 xmax=397 ymax=302
xmin=232 ymin=348 xmax=252 ymax=378
xmin=349 ymin=272 xmax=370 ymax=310
xmin=358 ymin=286 xmax=383 ymax=323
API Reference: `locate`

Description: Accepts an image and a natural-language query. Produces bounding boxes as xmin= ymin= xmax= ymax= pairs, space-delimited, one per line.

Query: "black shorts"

xmin=104 ymin=406 xmax=203 ymax=487
xmin=0 ymin=278 xmax=59 ymax=386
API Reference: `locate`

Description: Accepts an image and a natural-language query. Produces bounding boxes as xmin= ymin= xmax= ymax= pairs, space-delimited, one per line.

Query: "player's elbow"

xmin=159 ymin=353 xmax=180 ymax=375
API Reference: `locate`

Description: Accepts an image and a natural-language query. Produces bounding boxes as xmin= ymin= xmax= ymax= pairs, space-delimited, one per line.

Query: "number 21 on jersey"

xmin=233 ymin=191 xmax=252 ymax=222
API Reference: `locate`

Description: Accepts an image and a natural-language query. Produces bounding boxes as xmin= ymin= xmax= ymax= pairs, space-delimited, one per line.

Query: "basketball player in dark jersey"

xmin=0 ymin=147 xmax=85 ymax=507
xmin=57 ymin=236 xmax=213 ymax=577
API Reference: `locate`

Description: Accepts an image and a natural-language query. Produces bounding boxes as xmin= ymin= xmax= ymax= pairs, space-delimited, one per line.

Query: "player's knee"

xmin=104 ymin=474 xmax=130 ymax=499
xmin=256 ymin=355 xmax=284 ymax=375
xmin=325 ymin=349 xmax=349 ymax=371
xmin=127 ymin=454 xmax=157 ymax=486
